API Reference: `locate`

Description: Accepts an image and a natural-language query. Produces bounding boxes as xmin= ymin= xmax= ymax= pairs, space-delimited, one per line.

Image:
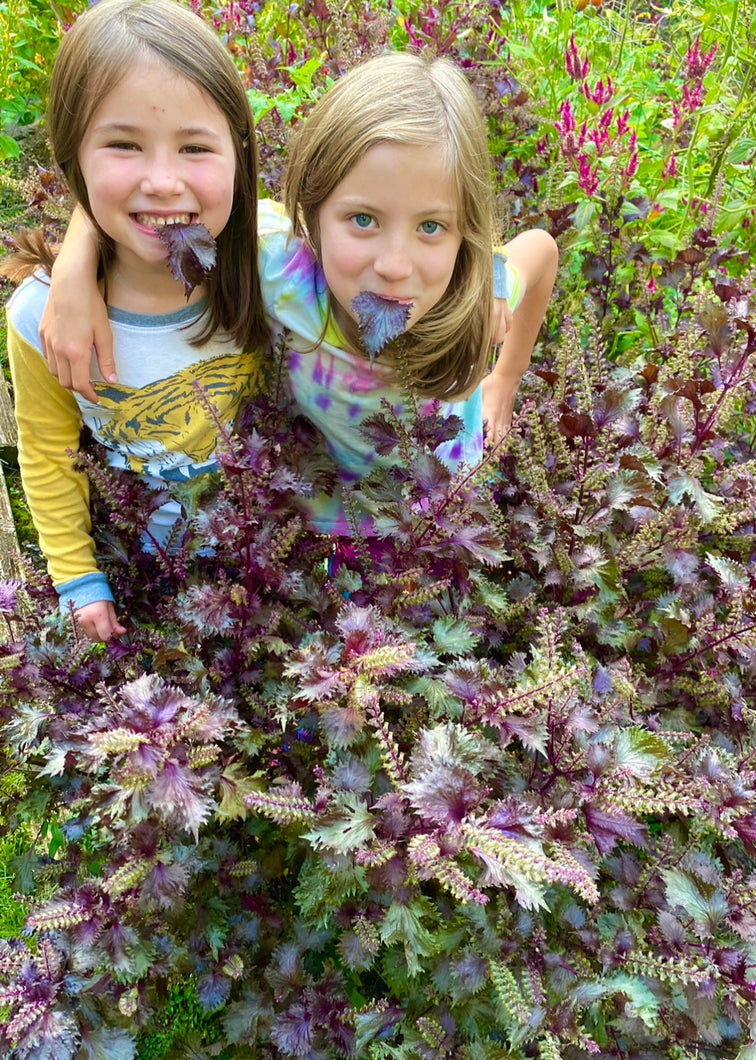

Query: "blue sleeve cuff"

xmin=57 ymin=572 xmax=115 ymax=612
xmin=493 ymin=252 xmax=511 ymax=300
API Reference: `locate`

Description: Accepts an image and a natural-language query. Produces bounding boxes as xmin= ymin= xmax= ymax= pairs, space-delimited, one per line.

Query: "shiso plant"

xmin=1 ymin=1 xmax=756 ymax=1059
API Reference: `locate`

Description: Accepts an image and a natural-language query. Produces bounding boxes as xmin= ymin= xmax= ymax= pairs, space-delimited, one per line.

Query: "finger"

xmin=106 ymin=604 xmax=127 ymax=639
xmin=72 ymin=366 xmax=99 ymax=404
xmin=94 ymin=322 xmax=118 ymax=384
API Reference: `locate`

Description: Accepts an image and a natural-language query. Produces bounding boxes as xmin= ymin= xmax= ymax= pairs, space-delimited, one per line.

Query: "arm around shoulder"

xmin=39 ymin=205 xmax=115 ymax=401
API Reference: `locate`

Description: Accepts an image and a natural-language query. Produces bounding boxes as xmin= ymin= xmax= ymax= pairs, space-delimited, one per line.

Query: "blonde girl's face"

xmin=316 ymin=141 xmax=463 ymax=345
xmin=77 ymin=55 xmax=236 ymax=288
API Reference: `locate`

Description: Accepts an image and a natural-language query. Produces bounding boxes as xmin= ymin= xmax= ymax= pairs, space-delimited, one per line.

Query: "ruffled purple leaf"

xmin=357 ymin=414 xmax=401 ymax=455
xmin=197 ymin=971 xmax=232 ymax=1011
xmin=584 ymin=804 xmax=648 ymax=856
xmin=351 ymin=291 xmax=413 ymax=363
xmin=156 ymin=222 xmax=217 ymax=298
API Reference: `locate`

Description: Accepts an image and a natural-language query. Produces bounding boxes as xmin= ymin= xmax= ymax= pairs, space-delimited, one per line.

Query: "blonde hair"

xmin=46 ymin=0 xmax=267 ymax=351
xmin=284 ymin=50 xmax=497 ymax=400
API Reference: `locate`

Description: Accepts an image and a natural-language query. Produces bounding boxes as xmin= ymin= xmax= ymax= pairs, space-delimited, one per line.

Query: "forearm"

xmin=51 ymin=205 xmax=100 ymax=281
xmin=40 ymin=206 xmax=115 ymax=399
xmin=8 ymin=326 xmax=100 ymax=588
xmin=491 ymin=230 xmax=559 ymax=388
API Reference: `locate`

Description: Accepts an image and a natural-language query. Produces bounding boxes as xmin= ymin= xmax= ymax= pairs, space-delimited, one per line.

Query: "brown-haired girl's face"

xmin=316 ymin=141 xmax=463 ymax=345
xmin=77 ymin=55 xmax=236 ymax=293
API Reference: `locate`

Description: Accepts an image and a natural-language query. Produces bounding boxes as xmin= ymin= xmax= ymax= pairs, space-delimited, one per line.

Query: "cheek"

xmin=322 ymin=235 xmax=366 ymax=284
xmin=200 ymin=162 xmax=237 ymax=230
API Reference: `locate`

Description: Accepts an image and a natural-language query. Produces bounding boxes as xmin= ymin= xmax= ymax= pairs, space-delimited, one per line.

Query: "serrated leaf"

xmin=157 ymin=222 xmax=217 ymax=297
xmin=303 ymin=794 xmax=376 ymax=853
xmin=611 ymin=728 xmax=671 ymax=777
xmin=380 ymin=900 xmax=437 ymax=975
xmin=85 ymin=1028 xmax=137 ymax=1060
xmin=351 ymin=292 xmax=413 ymax=362
xmin=432 ymin=616 xmax=480 ymax=656
xmin=603 ymin=973 xmax=660 ymax=1028
xmin=705 ymin=552 xmax=751 ymax=590
xmin=662 ymin=868 xmax=728 ymax=936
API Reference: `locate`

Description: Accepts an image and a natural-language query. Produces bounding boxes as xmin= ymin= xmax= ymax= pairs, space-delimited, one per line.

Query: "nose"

xmin=140 ymin=156 xmax=185 ymax=197
xmin=373 ymin=235 xmax=413 ymax=282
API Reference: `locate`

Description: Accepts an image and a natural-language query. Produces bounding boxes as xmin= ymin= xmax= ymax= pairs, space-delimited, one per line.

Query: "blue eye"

xmin=353 ymin=214 xmax=374 ymax=229
xmin=420 ymin=220 xmax=442 ymax=235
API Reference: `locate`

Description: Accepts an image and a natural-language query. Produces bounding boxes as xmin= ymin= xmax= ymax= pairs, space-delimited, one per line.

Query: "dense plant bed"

xmin=1 ymin=1 xmax=756 ymax=1058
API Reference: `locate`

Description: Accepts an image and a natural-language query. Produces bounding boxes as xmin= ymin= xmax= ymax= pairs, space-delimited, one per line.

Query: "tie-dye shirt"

xmin=257 ymin=199 xmax=521 ymax=534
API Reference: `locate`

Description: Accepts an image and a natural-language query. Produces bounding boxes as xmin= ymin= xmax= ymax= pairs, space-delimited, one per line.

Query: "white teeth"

xmin=135 ymin=213 xmax=192 ymax=227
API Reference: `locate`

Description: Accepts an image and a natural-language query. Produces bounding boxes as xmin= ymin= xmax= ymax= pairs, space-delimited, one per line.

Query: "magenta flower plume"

xmin=351 ymin=291 xmax=413 ymax=364
xmin=156 ymin=221 xmax=217 ymax=298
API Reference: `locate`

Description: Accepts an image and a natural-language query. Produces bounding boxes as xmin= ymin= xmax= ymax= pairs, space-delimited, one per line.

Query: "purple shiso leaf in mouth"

xmin=156 ymin=222 xmax=217 ymax=299
xmin=351 ymin=291 xmax=414 ymax=365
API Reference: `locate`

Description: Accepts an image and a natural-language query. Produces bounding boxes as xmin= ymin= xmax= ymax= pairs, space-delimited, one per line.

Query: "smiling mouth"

xmin=133 ymin=213 xmax=195 ymax=227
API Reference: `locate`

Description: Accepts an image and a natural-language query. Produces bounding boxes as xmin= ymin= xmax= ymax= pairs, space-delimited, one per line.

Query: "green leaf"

xmin=604 ymin=973 xmax=660 ymax=1029
xmin=432 ymin=616 xmax=479 ymax=656
xmin=727 ymin=138 xmax=756 ymax=165
xmin=0 ymin=133 xmax=20 ymax=160
xmin=662 ymin=868 xmax=728 ymax=936
xmin=380 ymin=899 xmax=438 ymax=976
xmin=611 ymin=729 xmax=671 ymax=777
xmin=285 ymin=55 xmax=323 ymax=91
xmin=406 ymin=675 xmax=462 ymax=720
xmin=246 ymin=88 xmax=277 ymax=122
xmin=667 ymin=470 xmax=722 ymax=523
xmin=303 ymin=794 xmax=376 ymax=853
xmin=574 ymin=200 xmax=597 ymax=232
xmin=705 ymin=552 xmax=750 ymax=590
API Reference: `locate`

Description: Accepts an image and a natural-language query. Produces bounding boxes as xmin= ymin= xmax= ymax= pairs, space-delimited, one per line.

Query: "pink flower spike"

xmin=581 ymin=76 xmax=614 ymax=107
xmin=685 ymin=35 xmax=718 ymax=80
xmin=556 ymin=98 xmax=575 ymax=135
xmin=615 ymin=109 xmax=630 ymax=137
xmin=662 ymin=154 xmax=678 ymax=179
xmin=599 ymin=108 xmax=614 ymax=135
xmin=578 ymin=154 xmax=599 ymax=196
xmin=683 ymin=81 xmax=705 ymax=111
xmin=565 ymin=33 xmax=589 ymax=80
xmin=625 ymin=150 xmax=639 ymax=182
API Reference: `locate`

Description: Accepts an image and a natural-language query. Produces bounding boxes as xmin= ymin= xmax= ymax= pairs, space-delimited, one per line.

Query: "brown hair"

xmin=284 ymin=50 xmax=497 ymax=400
xmin=45 ymin=0 xmax=267 ymax=350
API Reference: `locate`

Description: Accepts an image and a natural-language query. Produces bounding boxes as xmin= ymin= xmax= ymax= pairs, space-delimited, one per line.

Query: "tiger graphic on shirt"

xmin=84 ymin=349 xmax=262 ymax=480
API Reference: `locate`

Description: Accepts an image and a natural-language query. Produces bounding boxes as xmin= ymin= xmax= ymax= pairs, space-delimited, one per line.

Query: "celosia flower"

xmin=685 ymin=35 xmax=718 ymax=80
xmin=683 ymin=81 xmax=705 ymax=112
xmin=577 ymin=154 xmax=599 ymax=196
xmin=564 ymin=33 xmax=589 ymax=80
xmin=581 ymin=75 xmax=613 ymax=106
xmin=662 ymin=154 xmax=678 ymax=180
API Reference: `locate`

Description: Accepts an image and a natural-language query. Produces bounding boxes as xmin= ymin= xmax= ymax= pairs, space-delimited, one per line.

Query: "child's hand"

xmin=492 ymin=297 xmax=513 ymax=345
xmin=39 ymin=291 xmax=115 ymax=404
xmin=482 ymin=371 xmax=517 ymax=446
xmin=74 ymin=601 xmax=127 ymax=642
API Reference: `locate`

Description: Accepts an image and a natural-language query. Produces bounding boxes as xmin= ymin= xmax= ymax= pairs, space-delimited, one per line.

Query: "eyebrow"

xmin=92 ymin=121 xmax=222 ymax=139
xmin=334 ymin=195 xmax=458 ymax=216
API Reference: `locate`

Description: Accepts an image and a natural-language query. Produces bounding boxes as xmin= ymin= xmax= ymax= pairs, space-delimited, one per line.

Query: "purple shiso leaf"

xmin=351 ymin=291 xmax=413 ymax=364
xmin=156 ymin=222 xmax=217 ymax=298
